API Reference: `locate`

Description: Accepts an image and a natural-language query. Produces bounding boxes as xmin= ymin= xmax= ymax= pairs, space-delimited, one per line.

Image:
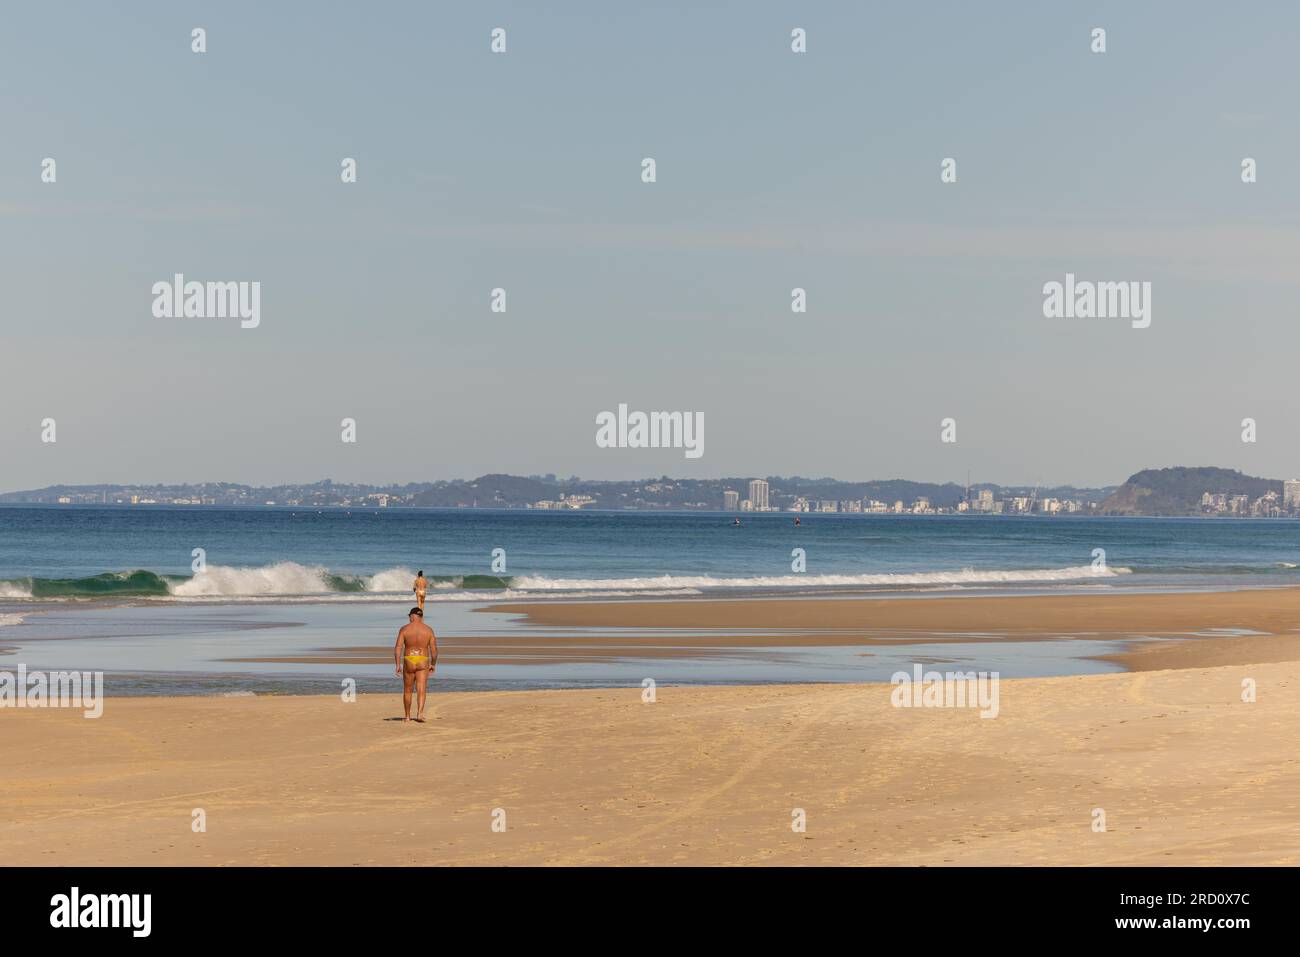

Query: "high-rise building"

xmin=748 ymin=479 xmax=769 ymax=512
xmin=1284 ymin=479 xmax=1300 ymax=511
xmin=723 ymin=490 xmax=740 ymax=511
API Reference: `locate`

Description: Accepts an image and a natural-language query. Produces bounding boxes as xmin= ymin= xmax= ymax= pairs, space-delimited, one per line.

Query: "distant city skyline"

xmin=9 ymin=464 xmax=1300 ymax=518
xmin=5 ymin=3 xmax=1300 ymax=491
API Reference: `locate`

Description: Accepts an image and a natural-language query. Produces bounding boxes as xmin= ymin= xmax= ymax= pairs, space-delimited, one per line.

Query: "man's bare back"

xmin=398 ymin=620 xmax=436 ymax=668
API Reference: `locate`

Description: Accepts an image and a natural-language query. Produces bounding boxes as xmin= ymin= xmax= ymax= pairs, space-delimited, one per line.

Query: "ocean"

xmin=2 ymin=505 xmax=1298 ymax=694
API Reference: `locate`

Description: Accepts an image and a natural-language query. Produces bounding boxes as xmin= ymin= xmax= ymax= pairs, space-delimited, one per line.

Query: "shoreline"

xmin=481 ymin=586 xmax=1300 ymax=674
xmin=9 ymin=586 xmax=1300 ymax=691
xmin=224 ymin=585 xmax=1300 ymax=673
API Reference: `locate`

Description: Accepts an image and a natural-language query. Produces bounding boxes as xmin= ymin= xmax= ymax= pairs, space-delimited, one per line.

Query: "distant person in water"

xmin=394 ymin=607 xmax=436 ymax=722
xmin=413 ymin=570 xmax=427 ymax=610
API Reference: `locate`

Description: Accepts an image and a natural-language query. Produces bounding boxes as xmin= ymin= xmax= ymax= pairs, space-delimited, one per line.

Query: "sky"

xmin=2 ymin=1 xmax=1298 ymax=491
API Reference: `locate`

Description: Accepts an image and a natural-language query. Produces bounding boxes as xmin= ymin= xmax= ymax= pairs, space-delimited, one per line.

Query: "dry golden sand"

xmin=3 ymin=622 xmax=1300 ymax=865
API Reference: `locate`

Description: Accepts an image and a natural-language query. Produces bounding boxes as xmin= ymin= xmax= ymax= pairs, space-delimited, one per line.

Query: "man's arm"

xmin=394 ymin=628 xmax=405 ymax=677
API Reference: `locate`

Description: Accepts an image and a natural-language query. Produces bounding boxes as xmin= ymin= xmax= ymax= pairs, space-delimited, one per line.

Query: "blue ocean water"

xmin=2 ymin=505 xmax=1300 ymax=602
xmin=3 ymin=506 xmax=1297 ymax=693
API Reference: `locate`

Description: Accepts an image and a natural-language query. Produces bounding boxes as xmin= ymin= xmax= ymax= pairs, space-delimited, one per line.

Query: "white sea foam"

xmin=0 ymin=613 xmax=26 ymax=628
xmin=509 ymin=565 xmax=1131 ymax=591
xmin=162 ymin=587 xmax=704 ymax=604
xmin=0 ymin=581 xmax=33 ymax=599
xmin=171 ymin=562 xmax=338 ymax=597
xmin=170 ymin=563 xmax=453 ymax=597
xmin=423 ymin=587 xmax=702 ymax=602
xmin=7 ymin=561 xmax=1134 ymax=603
xmin=364 ymin=566 xmax=421 ymax=592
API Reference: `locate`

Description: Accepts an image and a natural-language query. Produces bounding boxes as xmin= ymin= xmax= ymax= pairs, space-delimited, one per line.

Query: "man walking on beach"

xmin=394 ymin=607 xmax=436 ymax=722
xmin=413 ymin=570 xmax=428 ymax=611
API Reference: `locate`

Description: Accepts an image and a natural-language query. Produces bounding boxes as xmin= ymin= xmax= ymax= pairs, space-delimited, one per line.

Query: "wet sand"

xmin=241 ymin=587 xmax=1300 ymax=670
xmin=494 ymin=587 xmax=1300 ymax=641
xmin=496 ymin=587 xmax=1300 ymax=671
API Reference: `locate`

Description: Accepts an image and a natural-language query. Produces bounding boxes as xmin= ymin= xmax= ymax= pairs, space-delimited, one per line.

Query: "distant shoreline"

xmin=6 ymin=501 xmax=1299 ymax=519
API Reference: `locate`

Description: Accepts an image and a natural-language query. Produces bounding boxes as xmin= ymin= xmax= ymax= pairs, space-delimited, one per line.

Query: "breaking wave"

xmin=0 ymin=561 xmax=1132 ymax=603
xmin=509 ymin=565 xmax=1132 ymax=591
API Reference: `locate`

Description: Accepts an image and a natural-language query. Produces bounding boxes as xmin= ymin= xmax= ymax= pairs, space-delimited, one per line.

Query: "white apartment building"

xmin=1284 ymin=479 xmax=1300 ymax=511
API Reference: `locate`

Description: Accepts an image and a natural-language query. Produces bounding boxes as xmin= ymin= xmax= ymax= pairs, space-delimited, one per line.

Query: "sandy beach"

xmin=496 ymin=587 xmax=1300 ymax=659
xmin=231 ymin=586 xmax=1300 ymax=669
xmin=4 ymin=589 xmax=1300 ymax=866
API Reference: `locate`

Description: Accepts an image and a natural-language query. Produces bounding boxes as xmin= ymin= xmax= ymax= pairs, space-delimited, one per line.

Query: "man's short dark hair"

xmin=409 ymin=607 xmax=423 ymax=617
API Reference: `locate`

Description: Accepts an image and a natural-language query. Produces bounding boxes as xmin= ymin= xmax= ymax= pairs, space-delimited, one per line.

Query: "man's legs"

xmin=415 ymin=669 xmax=430 ymax=721
xmin=402 ymin=669 xmax=415 ymax=721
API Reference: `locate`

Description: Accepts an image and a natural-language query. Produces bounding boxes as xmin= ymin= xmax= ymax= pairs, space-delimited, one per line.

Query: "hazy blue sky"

xmin=3 ymin=1 xmax=1298 ymax=490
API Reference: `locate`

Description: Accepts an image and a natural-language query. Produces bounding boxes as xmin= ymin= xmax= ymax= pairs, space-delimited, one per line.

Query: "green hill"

xmin=1099 ymin=467 xmax=1280 ymax=516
